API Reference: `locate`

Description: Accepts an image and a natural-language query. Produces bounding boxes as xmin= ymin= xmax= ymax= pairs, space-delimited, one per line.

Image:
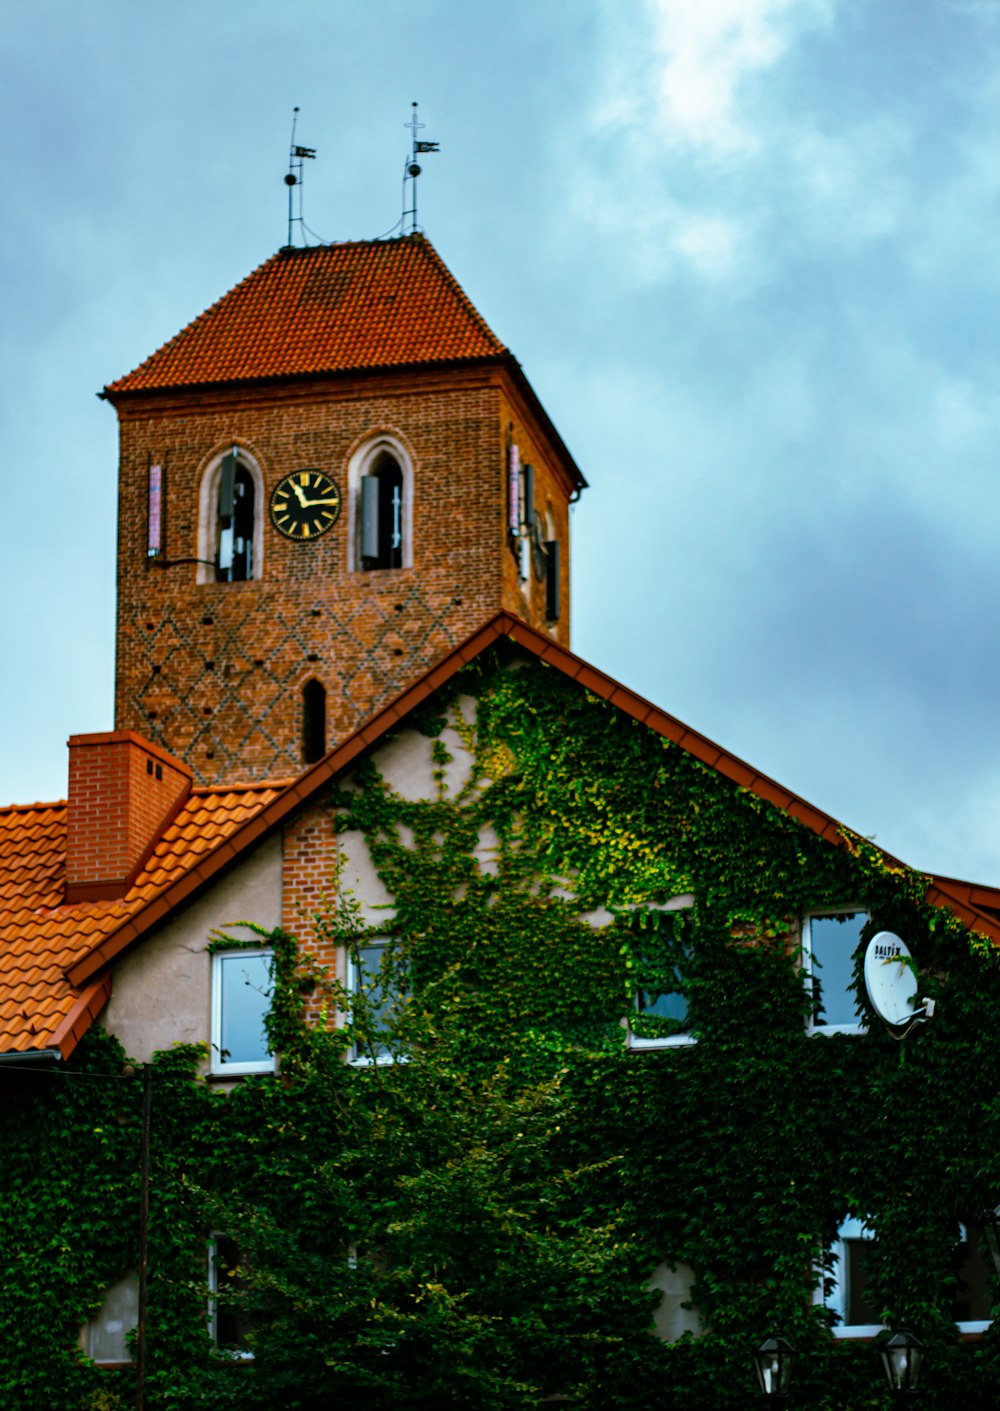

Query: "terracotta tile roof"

xmin=60 ymin=614 xmax=1000 ymax=1000
xmin=8 ymin=616 xmax=1000 ymax=1059
xmin=103 ymin=237 xmax=507 ymax=395
xmin=0 ymin=783 xmax=283 ymax=1059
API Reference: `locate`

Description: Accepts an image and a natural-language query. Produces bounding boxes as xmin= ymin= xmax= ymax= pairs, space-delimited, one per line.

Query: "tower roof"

xmin=103 ymin=236 xmax=507 ymax=396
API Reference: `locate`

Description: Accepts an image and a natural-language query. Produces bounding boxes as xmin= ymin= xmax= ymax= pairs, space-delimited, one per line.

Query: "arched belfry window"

xmin=302 ymin=678 xmax=327 ymax=764
xmin=348 ymin=435 xmax=413 ymax=573
xmin=197 ymin=447 xmax=265 ymax=585
xmin=361 ymin=454 xmax=404 ymax=570
xmin=216 ymin=454 xmax=255 ymax=582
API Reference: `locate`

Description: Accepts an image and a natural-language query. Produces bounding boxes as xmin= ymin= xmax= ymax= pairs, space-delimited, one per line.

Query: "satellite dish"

xmin=863 ymin=931 xmax=919 ymax=1027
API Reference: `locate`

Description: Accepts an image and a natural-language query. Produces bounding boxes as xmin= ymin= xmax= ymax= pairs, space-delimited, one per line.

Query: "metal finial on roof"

xmin=284 ymin=106 xmax=316 ymax=248
xmin=402 ymin=101 xmax=439 ymax=236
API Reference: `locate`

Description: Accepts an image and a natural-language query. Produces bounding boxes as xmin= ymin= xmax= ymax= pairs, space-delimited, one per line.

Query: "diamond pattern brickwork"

xmin=110 ymin=240 xmax=578 ymax=786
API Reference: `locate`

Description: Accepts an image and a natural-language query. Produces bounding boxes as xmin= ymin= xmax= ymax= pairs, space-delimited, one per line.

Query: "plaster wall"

xmin=104 ymin=836 xmax=282 ymax=1064
xmin=374 ymin=695 xmax=477 ymax=802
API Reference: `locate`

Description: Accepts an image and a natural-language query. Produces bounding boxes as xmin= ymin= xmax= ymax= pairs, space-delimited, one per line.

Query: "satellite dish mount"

xmin=863 ymin=931 xmax=935 ymax=1034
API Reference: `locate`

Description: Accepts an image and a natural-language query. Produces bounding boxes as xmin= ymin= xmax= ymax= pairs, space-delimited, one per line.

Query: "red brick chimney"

xmin=65 ymin=731 xmax=192 ymax=902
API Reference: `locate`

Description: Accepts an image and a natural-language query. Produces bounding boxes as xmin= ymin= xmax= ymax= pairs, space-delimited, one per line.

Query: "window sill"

xmin=207 ymin=1063 xmax=276 ymax=1080
xmin=627 ymin=1034 xmax=696 ymax=1052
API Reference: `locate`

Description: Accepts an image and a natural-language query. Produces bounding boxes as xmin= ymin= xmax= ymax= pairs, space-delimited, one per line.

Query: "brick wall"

xmin=281 ymin=803 xmax=340 ymax=1022
xmin=66 ymin=731 xmax=192 ymax=901
xmin=111 ymin=363 xmax=575 ymax=786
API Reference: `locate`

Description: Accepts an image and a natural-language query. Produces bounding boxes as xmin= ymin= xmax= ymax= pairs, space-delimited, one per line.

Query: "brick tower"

xmin=104 ymin=236 xmax=585 ymax=786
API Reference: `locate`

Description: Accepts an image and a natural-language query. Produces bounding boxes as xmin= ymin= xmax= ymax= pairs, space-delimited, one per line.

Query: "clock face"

xmin=270 ymin=469 xmax=342 ymax=541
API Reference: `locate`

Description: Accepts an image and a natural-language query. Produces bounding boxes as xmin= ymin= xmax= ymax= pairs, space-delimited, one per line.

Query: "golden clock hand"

xmin=298 ymin=496 xmax=340 ymax=508
xmin=290 ymin=481 xmax=308 ymax=507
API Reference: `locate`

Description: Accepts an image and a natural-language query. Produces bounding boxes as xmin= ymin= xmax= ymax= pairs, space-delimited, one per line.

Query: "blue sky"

xmin=3 ymin=0 xmax=1000 ymax=881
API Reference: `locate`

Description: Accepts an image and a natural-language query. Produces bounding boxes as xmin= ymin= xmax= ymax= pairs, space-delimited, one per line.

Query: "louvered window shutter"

xmin=217 ymin=451 xmax=237 ymax=528
xmin=521 ymin=463 xmax=534 ymax=533
xmin=545 ymin=539 xmax=561 ymax=621
xmin=361 ymin=476 xmax=380 ymax=559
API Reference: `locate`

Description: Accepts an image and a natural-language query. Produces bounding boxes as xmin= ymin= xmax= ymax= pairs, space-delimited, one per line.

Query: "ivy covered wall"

xmin=4 ymin=643 xmax=1000 ymax=1410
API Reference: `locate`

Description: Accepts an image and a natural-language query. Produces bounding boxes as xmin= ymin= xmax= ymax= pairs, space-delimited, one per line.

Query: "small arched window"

xmin=360 ymin=454 xmax=404 ymax=570
xmin=302 ymin=678 xmax=327 ymax=764
xmin=216 ymin=452 xmax=256 ymax=582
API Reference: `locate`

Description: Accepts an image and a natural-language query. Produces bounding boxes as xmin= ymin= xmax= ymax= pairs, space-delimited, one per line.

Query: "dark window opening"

xmin=216 ymin=455 xmax=255 ymax=582
xmin=302 ymin=678 xmax=327 ymax=764
xmin=951 ymin=1222 xmax=992 ymax=1324
xmin=211 ymin=1235 xmax=250 ymax=1354
xmin=843 ymin=1232 xmax=879 ymax=1326
xmin=545 ymin=538 xmax=561 ymax=620
xmin=360 ymin=456 xmax=404 ymax=570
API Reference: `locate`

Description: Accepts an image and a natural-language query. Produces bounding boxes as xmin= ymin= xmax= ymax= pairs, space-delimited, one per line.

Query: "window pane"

xmin=633 ymin=911 xmax=692 ymax=1038
xmin=952 ymin=1223 xmax=992 ymax=1324
xmin=353 ymin=941 xmax=405 ymax=1059
xmin=211 ymin=1236 xmax=250 ymax=1353
xmin=845 ymin=1237 xmax=879 ymax=1326
xmin=219 ymin=952 xmax=272 ymax=1065
xmin=81 ymin=1273 xmax=138 ymax=1363
xmin=809 ymin=912 xmax=866 ymax=1028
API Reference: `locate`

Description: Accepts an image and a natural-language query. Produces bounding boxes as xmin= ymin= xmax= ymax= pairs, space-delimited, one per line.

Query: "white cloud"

xmin=644 ymin=0 xmax=834 ymax=155
xmin=594 ymin=0 xmax=835 ymax=157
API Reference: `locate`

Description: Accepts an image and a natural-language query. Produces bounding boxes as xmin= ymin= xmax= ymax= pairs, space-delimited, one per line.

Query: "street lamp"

xmin=879 ymin=1325 xmax=924 ymax=1395
xmin=753 ymin=1333 xmax=796 ymax=1396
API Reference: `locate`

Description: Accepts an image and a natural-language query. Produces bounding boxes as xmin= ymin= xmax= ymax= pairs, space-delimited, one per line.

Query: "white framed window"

xmin=803 ymin=909 xmax=868 ymax=1035
xmin=210 ymin=948 xmax=274 ymax=1076
xmin=80 ymin=1272 xmax=138 ymax=1365
xmin=209 ymin=1235 xmax=252 ymax=1358
xmin=821 ymin=1216 xmax=992 ymax=1338
xmin=347 ymin=937 xmax=406 ymax=1065
xmin=347 ymin=434 xmax=414 ymax=572
xmin=626 ymin=897 xmax=696 ymax=1052
xmin=196 ymin=446 xmax=265 ymax=584
xmin=821 ymin=1215 xmax=881 ymax=1338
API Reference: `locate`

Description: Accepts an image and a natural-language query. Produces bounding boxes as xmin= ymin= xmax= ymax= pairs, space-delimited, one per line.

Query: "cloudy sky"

xmin=2 ymin=0 xmax=1000 ymax=882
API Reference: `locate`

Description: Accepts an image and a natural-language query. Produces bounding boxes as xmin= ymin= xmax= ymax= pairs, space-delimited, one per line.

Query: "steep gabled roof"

xmin=64 ymin=612 xmax=1000 ymax=998
xmin=103 ymin=237 xmax=507 ymax=396
xmin=0 ymin=783 xmax=284 ymax=1058
xmin=5 ymin=613 xmax=997 ymax=1061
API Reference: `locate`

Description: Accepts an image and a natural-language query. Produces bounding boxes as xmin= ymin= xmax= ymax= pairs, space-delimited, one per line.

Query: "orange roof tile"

xmin=62 ymin=614 xmax=1000 ymax=1000
xmin=103 ymin=237 xmax=507 ymax=395
xmin=0 ymin=783 xmax=282 ymax=1059
xmin=8 ymin=617 xmax=1000 ymax=1061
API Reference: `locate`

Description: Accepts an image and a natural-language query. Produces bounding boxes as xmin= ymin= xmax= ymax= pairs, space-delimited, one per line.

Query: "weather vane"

xmin=402 ymin=101 xmax=439 ymax=235
xmin=284 ymin=106 xmax=316 ymax=247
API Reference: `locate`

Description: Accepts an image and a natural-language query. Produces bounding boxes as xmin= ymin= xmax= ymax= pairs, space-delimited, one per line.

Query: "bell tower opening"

xmin=360 ymin=454 xmax=404 ymax=571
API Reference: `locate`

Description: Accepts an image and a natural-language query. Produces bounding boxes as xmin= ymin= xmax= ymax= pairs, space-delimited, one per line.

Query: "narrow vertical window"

xmin=209 ymin=1236 xmax=252 ymax=1356
xmin=544 ymin=539 xmax=561 ymax=620
xmin=216 ymin=454 xmax=256 ymax=582
xmin=147 ymin=461 xmax=163 ymax=559
xmin=507 ymin=439 xmax=521 ymax=539
xmin=302 ymin=678 xmax=327 ymax=764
